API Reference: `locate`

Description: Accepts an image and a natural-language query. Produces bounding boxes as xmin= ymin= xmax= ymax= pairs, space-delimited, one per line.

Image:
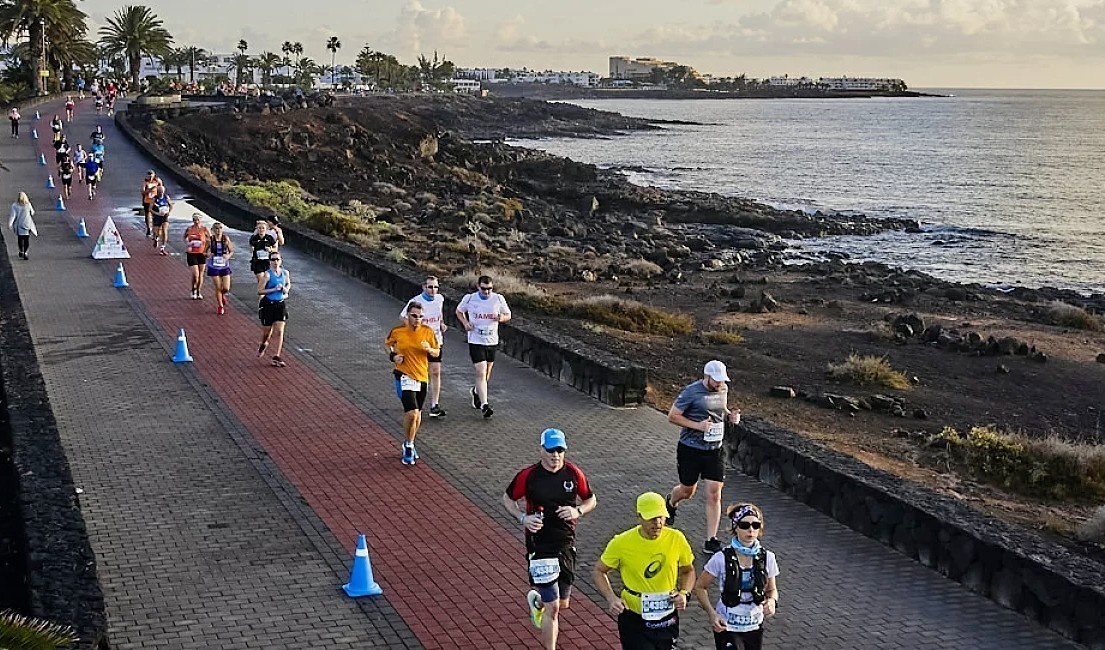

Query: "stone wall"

xmin=115 ymin=112 xmax=647 ymax=406
xmin=0 ymin=97 xmax=109 ymax=647
xmin=727 ymin=417 xmax=1105 ymax=649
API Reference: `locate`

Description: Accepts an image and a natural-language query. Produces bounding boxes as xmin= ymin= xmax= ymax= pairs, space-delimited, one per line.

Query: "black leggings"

xmin=10 ymin=118 xmax=18 ymax=136
xmin=17 ymin=235 xmax=30 ymax=254
xmin=714 ymin=627 xmax=763 ymax=650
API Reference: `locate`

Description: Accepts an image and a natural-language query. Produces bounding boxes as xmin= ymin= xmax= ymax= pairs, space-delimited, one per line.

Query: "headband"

xmin=730 ymin=506 xmax=758 ymax=525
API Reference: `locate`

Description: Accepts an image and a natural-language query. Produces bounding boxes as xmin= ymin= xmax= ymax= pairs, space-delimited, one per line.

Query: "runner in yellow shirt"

xmin=593 ymin=492 xmax=696 ymax=650
xmin=385 ymin=301 xmax=440 ymax=465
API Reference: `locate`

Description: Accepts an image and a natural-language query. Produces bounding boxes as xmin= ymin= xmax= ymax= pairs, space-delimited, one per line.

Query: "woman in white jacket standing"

xmin=9 ymin=192 xmax=38 ymax=259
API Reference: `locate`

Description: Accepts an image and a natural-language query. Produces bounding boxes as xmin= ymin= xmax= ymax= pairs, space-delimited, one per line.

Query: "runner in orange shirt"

xmin=385 ymin=301 xmax=440 ymax=465
xmin=183 ymin=214 xmax=211 ymax=299
xmin=140 ymin=171 xmax=161 ymax=238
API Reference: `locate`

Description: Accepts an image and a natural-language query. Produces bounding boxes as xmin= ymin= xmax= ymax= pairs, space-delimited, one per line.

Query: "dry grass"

xmin=1048 ymin=301 xmax=1104 ymax=331
xmin=449 ymin=268 xmax=548 ymax=298
xmin=937 ymin=426 xmax=1105 ymax=502
xmin=545 ymin=245 xmax=577 ymax=257
xmin=702 ymin=326 xmax=745 ymax=346
xmin=827 ymin=354 xmax=911 ymax=390
xmin=1077 ymin=505 xmax=1105 ymax=543
xmin=624 ymin=258 xmax=664 ymax=278
xmin=184 ymin=163 xmax=220 ymax=187
xmin=386 ymin=247 xmax=408 ymax=263
xmin=573 ymin=295 xmax=694 ymax=336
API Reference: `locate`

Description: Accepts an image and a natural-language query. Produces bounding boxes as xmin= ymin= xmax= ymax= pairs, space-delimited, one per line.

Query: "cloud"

xmin=491 ymin=15 xmax=607 ymax=55
xmin=381 ymin=0 xmax=467 ymax=59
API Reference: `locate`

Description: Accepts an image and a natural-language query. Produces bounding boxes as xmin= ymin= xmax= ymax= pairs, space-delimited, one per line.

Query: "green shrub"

xmin=827 ymin=354 xmax=911 ymax=390
xmin=225 ymin=180 xmax=311 ymax=221
xmin=0 ymin=610 xmax=77 ymax=649
xmin=1048 ymin=301 xmax=1103 ymax=331
xmin=302 ymin=205 xmax=373 ymax=239
xmin=573 ymin=295 xmax=694 ymax=336
xmin=702 ymin=327 xmax=744 ymax=345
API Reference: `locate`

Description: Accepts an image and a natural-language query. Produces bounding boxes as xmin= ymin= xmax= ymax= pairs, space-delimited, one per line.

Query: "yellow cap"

xmin=636 ymin=492 xmax=670 ymax=520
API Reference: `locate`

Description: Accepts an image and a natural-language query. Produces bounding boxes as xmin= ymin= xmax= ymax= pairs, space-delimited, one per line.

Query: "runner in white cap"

xmin=664 ymin=360 xmax=742 ymax=556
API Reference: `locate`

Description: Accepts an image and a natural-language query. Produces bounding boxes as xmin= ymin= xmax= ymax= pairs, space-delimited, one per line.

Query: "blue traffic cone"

xmin=56 ymin=195 xmax=66 ymax=211
xmin=38 ymin=153 xmax=46 ymax=165
xmin=112 ymin=263 xmax=129 ymax=288
xmin=46 ymin=175 xmax=55 ymax=188
xmin=171 ymin=328 xmax=194 ymax=363
xmin=342 ymin=534 xmax=383 ymax=597
xmin=34 ymin=111 xmax=40 ymax=120
xmin=31 ymin=128 xmax=38 ymax=140
xmin=76 ymin=218 xmax=88 ymax=237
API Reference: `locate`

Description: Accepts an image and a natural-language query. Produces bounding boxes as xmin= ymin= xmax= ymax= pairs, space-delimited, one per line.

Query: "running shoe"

xmin=470 ymin=387 xmax=480 ymax=409
xmin=665 ymin=493 xmax=678 ymax=525
xmin=257 ymin=342 xmax=268 ymax=357
xmin=160 ymin=248 xmax=168 ymax=256
xmin=401 ymin=442 xmax=414 ymax=465
xmin=191 ymin=290 xmax=198 ymax=300
xmin=271 ymin=356 xmax=286 ymax=368
xmin=411 ymin=443 xmax=420 ymax=460
xmin=428 ymin=404 xmax=446 ymax=418
xmin=482 ymin=403 xmax=494 ymax=419
xmin=196 ymin=293 xmax=203 ymax=300
xmin=703 ymin=537 xmax=723 ymax=555
xmin=216 ymin=305 xmax=225 ymax=315
xmin=145 ymin=228 xmax=152 ymax=238
xmin=526 ymin=590 xmax=544 ymax=629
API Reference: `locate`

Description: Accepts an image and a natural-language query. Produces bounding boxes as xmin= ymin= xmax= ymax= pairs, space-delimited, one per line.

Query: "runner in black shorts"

xmin=183 ymin=214 xmax=210 ymax=299
xmin=385 ymin=302 xmax=440 ymax=465
xmin=256 ymin=253 xmax=291 ymax=367
xmin=249 ymin=220 xmax=277 ymax=280
xmin=503 ymin=428 xmax=597 ymax=650
xmin=456 ymin=275 xmax=512 ymax=418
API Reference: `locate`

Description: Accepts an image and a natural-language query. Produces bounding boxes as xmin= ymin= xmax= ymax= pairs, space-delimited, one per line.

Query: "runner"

xmin=84 ymin=154 xmax=101 ymax=200
xmin=693 ymin=503 xmax=780 ymax=650
xmin=455 ymin=274 xmax=511 ymax=419
xmin=183 ymin=214 xmax=211 ymax=299
xmin=593 ymin=492 xmax=696 ymax=650
xmin=106 ymin=94 xmax=116 ymax=116
xmin=502 ymin=428 xmax=597 ymax=650
xmin=384 ymin=301 xmax=440 ymax=465
xmin=65 ymin=96 xmax=75 ymax=122
xmin=150 ymin=185 xmax=173 ymax=255
xmin=400 ymin=275 xmax=448 ymax=417
xmin=58 ymin=157 xmax=74 ymax=199
xmin=8 ymin=107 xmax=19 ymax=138
xmin=140 ymin=171 xmax=160 ymax=238
xmin=77 ymin=77 xmax=85 ymax=100
xmin=205 ymin=223 xmax=234 ymax=314
xmin=50 ymin=114 xmax=62 ymax=142
xmin=266 ymin=215 xmax=285 ymax=251
xmin=664 ymin=360 xmax=742 ymax=555
xmin=256 ymin=252 xmax=291 ymax=367
xmin=54 ymin=136 xmax=70 ymax=167
xmin=90 ymin=125 xmax=105 ymax=147
xmin=89 ymin=141 xmax=105 ymax=175
xmin=73 ymin=145 xmax=87 ymax=183
xmin=248 ymin=221 xmax=277 ymax=281
xmin=94 ymin=93 xmax=104 ymax=114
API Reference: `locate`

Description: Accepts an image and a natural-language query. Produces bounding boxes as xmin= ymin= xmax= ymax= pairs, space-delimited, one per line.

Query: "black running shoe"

xmin=471 ymin=387 xmax=480 ymax=409
xmin=665 ymin=494 xmax=678 ymax=524
xmin=428 ymin=404 xmax=446 ymax=418
xmin=482 ymin=403 xmax=494 ymax=419
xmin=703 ymin=537 xmax=723 ymax=555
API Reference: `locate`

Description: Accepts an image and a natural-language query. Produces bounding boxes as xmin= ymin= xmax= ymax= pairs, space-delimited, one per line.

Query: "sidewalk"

xmin=1 ymin=98 xmax=1085 ymax=650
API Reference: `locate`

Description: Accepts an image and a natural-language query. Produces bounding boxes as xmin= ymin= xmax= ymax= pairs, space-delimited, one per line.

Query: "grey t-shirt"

xmin=674 ymin=379 xmax=728 ymax=450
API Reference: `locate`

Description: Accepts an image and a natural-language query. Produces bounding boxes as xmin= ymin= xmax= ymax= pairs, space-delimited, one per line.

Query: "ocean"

xmin=513 ymin=90 xmax=1105 ymax=295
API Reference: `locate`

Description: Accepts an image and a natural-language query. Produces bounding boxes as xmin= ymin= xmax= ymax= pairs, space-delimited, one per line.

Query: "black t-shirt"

xmin=249 ymin=233 xmax=276 ymax=261
xmin=506 ymin=462 xmax=593 ymax=552
xmin=59 ymin=161 xmax=74 ymax=180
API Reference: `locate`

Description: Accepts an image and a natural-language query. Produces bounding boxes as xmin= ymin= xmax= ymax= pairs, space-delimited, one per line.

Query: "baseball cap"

xmin=636 ymin=492 xmax=670 ymax=520
xmin=540 ymin=428 xmax=567 ymax=450
xmin=704 ymin=360 xmax=730 ymax=382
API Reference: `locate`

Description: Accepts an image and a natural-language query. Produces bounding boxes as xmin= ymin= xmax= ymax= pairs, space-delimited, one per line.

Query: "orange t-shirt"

xmin=385 ymin=324 xmax=438 ymax=383
xmin=142 ymin=180 xmax=160 ymax=203
xmin=184 ymin=225 xmax=210 ymax=254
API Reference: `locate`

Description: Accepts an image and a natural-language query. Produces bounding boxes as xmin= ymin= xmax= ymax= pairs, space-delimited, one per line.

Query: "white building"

xmin=137 ymin=52 xmax=269 ymax=85
xmin=767 ymin=75 xmax=816 ymax=87
xmin=818 ymin=76 xmax=905 ymax=91
xmin=457 ymin=67 xmax=601 ymax=87
xmin=449 ymin=78 xmax=481 ymax=94
xmin=609 ymin=56 xmax=702 ymax=81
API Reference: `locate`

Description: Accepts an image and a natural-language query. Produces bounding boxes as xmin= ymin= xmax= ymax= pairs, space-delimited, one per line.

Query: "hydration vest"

xmin=720 ymin=547 xmax=768 ymax=607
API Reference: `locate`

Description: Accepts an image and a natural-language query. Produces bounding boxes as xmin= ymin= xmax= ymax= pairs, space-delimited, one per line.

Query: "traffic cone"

xmin=76 ymin=218 xmax=88 ymax=237
xmin=38 ymin=153 xmax=46 ymax=165
xmin=46 ymin=175 xmax=55 ymax=188
xmin=56 ymin=195 xmax=66 ymax=211
xmin=342 ymin=534 xmax=383 ymax=597
xmin=112 ymin=263 xmax=129 ymax=288
xmin=34 ymin=111 xmax=40 ymax=120
xmin=171 ymin=328 xmax=194 ymax=363
xmin=31 ymin=128 xmax=38 ymax=140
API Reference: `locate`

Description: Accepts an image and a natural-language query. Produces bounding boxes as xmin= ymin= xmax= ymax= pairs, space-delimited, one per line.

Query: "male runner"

xmin=257 ymin=253 xmax=292 ymax=367
xmin=385 ymin=302 xmax=440 ymax=464
xmin=400 ymin=276 xmax=448 ymax=417
xmin=455 ymin=275 xmax=511 ymax=418
xmin=140 ymin=171 xmax=160 ymax=237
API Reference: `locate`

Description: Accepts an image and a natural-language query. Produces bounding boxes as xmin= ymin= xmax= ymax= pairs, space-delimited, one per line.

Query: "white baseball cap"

xmin=704 ymin=360 xmax=730 ymax=382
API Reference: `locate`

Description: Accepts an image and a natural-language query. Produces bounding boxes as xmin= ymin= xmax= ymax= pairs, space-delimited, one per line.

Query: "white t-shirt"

xmin=703 ymin=549 xmax=780 ymax=633
xmin=400 ymin=293 xmax=445 ymax=344
xmin=457 ymin=291 xmax=511 ymax=346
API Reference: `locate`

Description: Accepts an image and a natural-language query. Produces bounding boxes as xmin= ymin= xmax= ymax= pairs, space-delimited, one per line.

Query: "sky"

xmin=77 ymin=0 xmax=1105 ymax=89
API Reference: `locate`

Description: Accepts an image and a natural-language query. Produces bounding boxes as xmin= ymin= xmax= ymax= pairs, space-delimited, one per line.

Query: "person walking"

xmin=256 ymin=252 xmax=291 ymax=367
xmin=8 ymin=192 xmax=37 ymax=260
xmin=183 ymin=214 xmax=211 ymax=299
xmin=150 ymin=185 xmax=173 ymax=255
xmin=593 ymin=492 xmax=696 ymax=650
xmin=385 ymin=301 xmax=440 ymax=464
xmin=502 ymin=428 xmax=597 ymax=650
xmin=205 ymin=223 xmax=234 ymax=314
xmin=455 ymin=274 xmax=511 ymax=418
xmin=8 ymin=107 xmax=19 ymax=138
xmin=400 ymin=275 xmax=448 ymax=417
xmin=248 ymin=220 xmax=277 ymax=281
xmin=664 ymin=360 xmax=742 ymax=555
xmin=693 ymin=503 xmax=780 ymax=650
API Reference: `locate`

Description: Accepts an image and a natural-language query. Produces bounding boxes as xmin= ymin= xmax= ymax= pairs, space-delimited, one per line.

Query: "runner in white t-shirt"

xmin=401 ymin=275 xmax=448 ymax=418
xmin=455 ymin=274 xmax=511 ymax=419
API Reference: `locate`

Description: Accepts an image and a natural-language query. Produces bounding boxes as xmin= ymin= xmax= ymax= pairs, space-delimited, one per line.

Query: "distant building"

xmin=767 ymin=75 xmax=816 ymax=87
xmin=449 ymin=78 xmax=481 ymax=94
xmin=609 ymin=56 xmax=702 ymax=81
xmin=818 ymin=76 xmax=906 ymax=91
xmin=456 ymin=67 xmax=601 ymax=87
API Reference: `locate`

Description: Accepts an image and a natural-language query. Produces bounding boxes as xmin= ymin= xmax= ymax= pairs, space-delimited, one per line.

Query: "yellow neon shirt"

xmin=599 ymin=526 xmax=694 ymax=615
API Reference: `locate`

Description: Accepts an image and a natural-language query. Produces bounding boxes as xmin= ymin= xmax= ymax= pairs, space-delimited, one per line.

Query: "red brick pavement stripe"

xmin=34 ymin=115 xmax=619 ymax=649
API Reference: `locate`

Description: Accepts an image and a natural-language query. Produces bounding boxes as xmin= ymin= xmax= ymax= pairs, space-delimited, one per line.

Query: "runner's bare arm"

xmin=668 ymin=405 xmax=710 ymax=432
xmin=592 ymin=561 xmax=626 ymax=615
xmin=674 ymin=563 xmax=696 ymax=610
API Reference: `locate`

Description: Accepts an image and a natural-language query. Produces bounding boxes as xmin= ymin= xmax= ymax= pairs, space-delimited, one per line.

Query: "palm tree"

xmin=280 ymin=40 xmax=292 ymax=77
xmin=179 ymin=45 xmax=207 ymax=82
xmin=236 ymin=38 xmax=247 ymax=55
xmin=290 ymin=40 xmax=302 ymax=81
xmin=295 ymin=57 xmax=321 ymax=88
xmin=325 ymin=35 xmax=340 ymax=88
xmin=0 ymin=0 xmax=89 ymax=94
xmin=227 ymin=53 xmax=252 ymax=86
xmin=255 ymin=51 xmax=281 ymax=88
xmin=97 ymin=5 xmax=172 ymax=87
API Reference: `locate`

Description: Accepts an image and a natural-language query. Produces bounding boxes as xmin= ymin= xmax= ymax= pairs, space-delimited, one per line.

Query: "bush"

xmin=625 ymin=258 xmax=664 ymax=278
xmin=303 ymin=205 xmax=372 ymax=239
xmin=936 ymin=426 xmax=1105 ymax=501
xmin=0 ymin=610 xmax=77 ymax=649
xmin=450 ymin=268 xmax=548 ymax=299
xmin=225 ymin=180 xmax=311 ymax=221
xmin=1077 ymin=505 xmax=1105 ymax=543
xmin=827 ymin=354 xmax=911 ymax=390
xmin=702 ymin=327 xmax=744 ymax=345
xmin=572 ymin=295 xmax=694 ymax=336
xmin=184 ymin=163 xmax=220 ymax=187
xmin=1048 ymin=301 xmax=1103 ymax=331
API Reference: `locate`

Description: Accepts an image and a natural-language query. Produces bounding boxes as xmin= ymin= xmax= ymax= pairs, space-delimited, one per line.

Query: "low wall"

xmin=115 ymin=112 xmax=647 ymax=406
xmin=727 ymin=417 xmax=1105 ymax=649
xmin=0 ymin=98 xmax=109 ymax=646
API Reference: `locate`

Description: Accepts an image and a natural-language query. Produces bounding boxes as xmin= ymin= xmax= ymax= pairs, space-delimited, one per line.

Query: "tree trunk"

xmin=30 ymin=21 xmax=45 ymax=95
xmin=130 ymin=53 xmax=141 ymax=88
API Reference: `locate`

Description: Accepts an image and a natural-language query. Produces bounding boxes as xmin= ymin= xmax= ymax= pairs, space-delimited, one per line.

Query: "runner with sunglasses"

xmin=693 ymin=503 xmax=780 ymax=650
xmin=257 ymin=253 xmax=291 ymax=367
xmin=502 ymin=428 xmax=597 ymax=650
xmin=385 ymin=301 xmax=440 ymax=464
xmin=456 ymin=275 xmax=511 ymax=419
xmin=400 ymin=276 xmax=448 ymax=417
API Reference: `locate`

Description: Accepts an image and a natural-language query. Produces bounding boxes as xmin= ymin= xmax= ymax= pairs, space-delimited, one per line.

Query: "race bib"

xmin=255 ymin=249 xmax=270 ymax=261
xmin=399 ymin=375 xmax=421 ymax=392
xmin=210 ymin=256 xmax=227 ymax=269
xmin=528 ymin=558 xmax=560 ymax=585
xmin=157 ymin=205 xmax=170 ymax=216
xmin=640 ymin=592 xmax=675 ymax=621
xmin=725 ymin=606 xmax=764 ymax=632
xmin=704 ymin=421 xmax=725 ymax=443
xmin=476 ymin=326 xmax=495 ymax=338
xmin=188 ymin=239 xmax=204 ymax=252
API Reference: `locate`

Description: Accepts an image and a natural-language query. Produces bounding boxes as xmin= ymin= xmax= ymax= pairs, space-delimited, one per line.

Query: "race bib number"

xmin=210 ymin=256 xmax=227 ymax=269
xmin=476 ymin=326 xmax=495 ymax=338
xmin=255 ymin=249 xmax=270 ymax=261
xmin=640 ymin=592 xmax=675 ymax=621
xmin=188 ymin=239 xmax=204 ymax=252
xmin=725 ymin=606 xmax=764 ymax=632
xmin=157 ymin=205 xmax=170 ymax=216
xmin=704 ymin=421 xmax=725 ymax=443
xmin=528 ymin=558 xmax=560 ymax=585
xmin=399 ymin=375 xmax=421 ymax=392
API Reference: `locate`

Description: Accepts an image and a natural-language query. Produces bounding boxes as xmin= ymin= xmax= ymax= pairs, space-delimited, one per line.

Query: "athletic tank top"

xmin=265 ymin=270 xmax=287 ymax=302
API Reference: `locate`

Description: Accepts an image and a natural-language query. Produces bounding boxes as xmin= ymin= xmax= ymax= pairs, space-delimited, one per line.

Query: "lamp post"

xmin=38 ymin=17 xmax=46 ymax=95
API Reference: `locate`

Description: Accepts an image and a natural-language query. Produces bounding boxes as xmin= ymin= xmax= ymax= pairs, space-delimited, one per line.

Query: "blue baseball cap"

xmin=540 ymin=428 xmax=567 ymax=450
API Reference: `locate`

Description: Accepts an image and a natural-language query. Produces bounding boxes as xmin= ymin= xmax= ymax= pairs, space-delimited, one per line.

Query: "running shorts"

xmin=250 ymin=259 xmax=271 ymax=275
xmin=258 ymin=298 xmax=288 ymax=326
xmin=676 ymin=442 xmax=725 ymax=486
xmin=527 ymin=546 xmax=577 ymax=601
xmin=617 ymin=610 xmax=679 ymax=650
xmin=468 ymin=343 xmax=497 ymax=364
xmin=714 ymin=628 xmax=764 ymax=650
xmin=186 ymin=253 xmax=206 ymax=267
xmin=393 ymin=370 xmax=427 ymax=412
xmin=428 ymin=347 xmax=443 ymax=363
xmin=152 ymin=214 xmax=169 ymax=227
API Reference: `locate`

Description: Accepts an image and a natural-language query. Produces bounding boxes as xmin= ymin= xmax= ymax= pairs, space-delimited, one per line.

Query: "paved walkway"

xmin=0 ymin=99 xmax=1084 ymax=649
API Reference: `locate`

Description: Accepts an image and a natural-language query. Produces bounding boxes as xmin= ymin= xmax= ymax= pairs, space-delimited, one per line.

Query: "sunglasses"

xmin=269 ymin=258 xmax=281 ymax=262
xmin=544 ymin=447 xmax=566 ymax=454
xmin=735 ymin=520 xmax=762 ymax=530
xmin=408 ymin=313 xmax=424 ymax=319
xmin=424 ymin=285 xmax=439 ymax=289
xmin=479 ymin=286 xmax=494 ymax=291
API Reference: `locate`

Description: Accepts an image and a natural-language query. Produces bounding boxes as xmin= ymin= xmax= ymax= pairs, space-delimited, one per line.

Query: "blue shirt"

xmin=674 ymin=379 xmax=729 ymax=450
xmin=264 ymin=269 xmax=287 ymax=302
